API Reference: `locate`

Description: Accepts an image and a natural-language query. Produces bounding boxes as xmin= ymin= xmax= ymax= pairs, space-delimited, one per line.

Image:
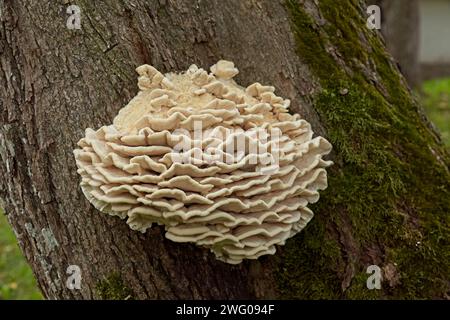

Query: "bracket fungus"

xmin=73 ymin=60 xmax=332 ymax=264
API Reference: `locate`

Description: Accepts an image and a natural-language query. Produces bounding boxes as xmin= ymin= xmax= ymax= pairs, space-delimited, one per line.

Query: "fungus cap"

xmin=73 ymin=60 xmax=332 ymax=264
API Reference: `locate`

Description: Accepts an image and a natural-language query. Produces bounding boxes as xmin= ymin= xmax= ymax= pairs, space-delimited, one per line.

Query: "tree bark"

xmin=374 ymin=0 xmax=421 ymax=87
xmin=0 ymin=0 xmax=449 ymax=299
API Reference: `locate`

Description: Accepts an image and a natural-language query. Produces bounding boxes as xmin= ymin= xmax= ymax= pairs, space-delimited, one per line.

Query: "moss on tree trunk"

xmin=278 ymin=0 xmax=450 ymax=299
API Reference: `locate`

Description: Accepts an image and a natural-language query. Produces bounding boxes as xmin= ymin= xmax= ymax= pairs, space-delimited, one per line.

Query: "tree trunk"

xmin=374 ymin=0 xmax=421 ymax=87
xmin=0 ymin=0 xmax=449 ymax=299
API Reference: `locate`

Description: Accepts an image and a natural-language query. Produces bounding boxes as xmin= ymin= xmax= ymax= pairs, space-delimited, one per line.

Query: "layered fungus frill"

xmin=73 ymin=60 xmax=332 ymax=264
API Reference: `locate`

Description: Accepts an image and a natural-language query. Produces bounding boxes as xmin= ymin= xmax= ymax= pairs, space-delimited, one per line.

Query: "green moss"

xmin=344 ymin=271 xmax=383 ymax=299
xmin=277 ymin=216 xmax=344 ymax=299
xmin=279 ymin=0 xmax=450 ymax=299
xmin=96 ymin=273 xmax=133 ymax=300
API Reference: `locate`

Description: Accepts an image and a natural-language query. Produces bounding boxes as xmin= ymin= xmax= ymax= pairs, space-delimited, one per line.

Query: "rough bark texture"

xmin=374 ymin=0 xmax=421 ymax=87
xmin=0 ymin=0 xmax=449 ymax=299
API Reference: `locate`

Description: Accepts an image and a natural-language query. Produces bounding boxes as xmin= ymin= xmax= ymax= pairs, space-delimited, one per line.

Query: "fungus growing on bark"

xmin=73 ymin=60 xmax=332 ymax=264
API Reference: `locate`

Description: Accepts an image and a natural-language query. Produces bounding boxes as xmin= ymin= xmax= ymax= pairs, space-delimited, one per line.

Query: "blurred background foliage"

xmin=421 ymin=78 xmax=450 ymax=146
xmin=0 ymin=211 xmax=42 ymax=299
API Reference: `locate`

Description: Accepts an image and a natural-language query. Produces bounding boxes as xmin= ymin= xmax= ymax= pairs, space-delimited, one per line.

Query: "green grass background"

xmin=421 ymin=78 xmax=450 ymax=147
xmin=0 ymin=212 xmax=42 ymax=299
xmin=0 ymin=79 xmax=448 ymax=300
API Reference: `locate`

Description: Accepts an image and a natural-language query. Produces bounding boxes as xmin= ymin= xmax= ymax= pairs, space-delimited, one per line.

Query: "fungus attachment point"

xmin=74 ymin=60 xmax=332 ymax=264
xmin=210 ymin=60 xmax=239 ymax=80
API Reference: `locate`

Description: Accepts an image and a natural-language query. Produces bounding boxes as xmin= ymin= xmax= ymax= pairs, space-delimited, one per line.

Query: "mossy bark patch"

xmin=280 ymin=0 xmax=450 ymax=299
xmin=96 ymin=273 xmax=133 ymax=300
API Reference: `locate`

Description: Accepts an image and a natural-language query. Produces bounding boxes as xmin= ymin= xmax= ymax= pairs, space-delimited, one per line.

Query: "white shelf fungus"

xmin=73 ymin=60 xmax=333 ymax=264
